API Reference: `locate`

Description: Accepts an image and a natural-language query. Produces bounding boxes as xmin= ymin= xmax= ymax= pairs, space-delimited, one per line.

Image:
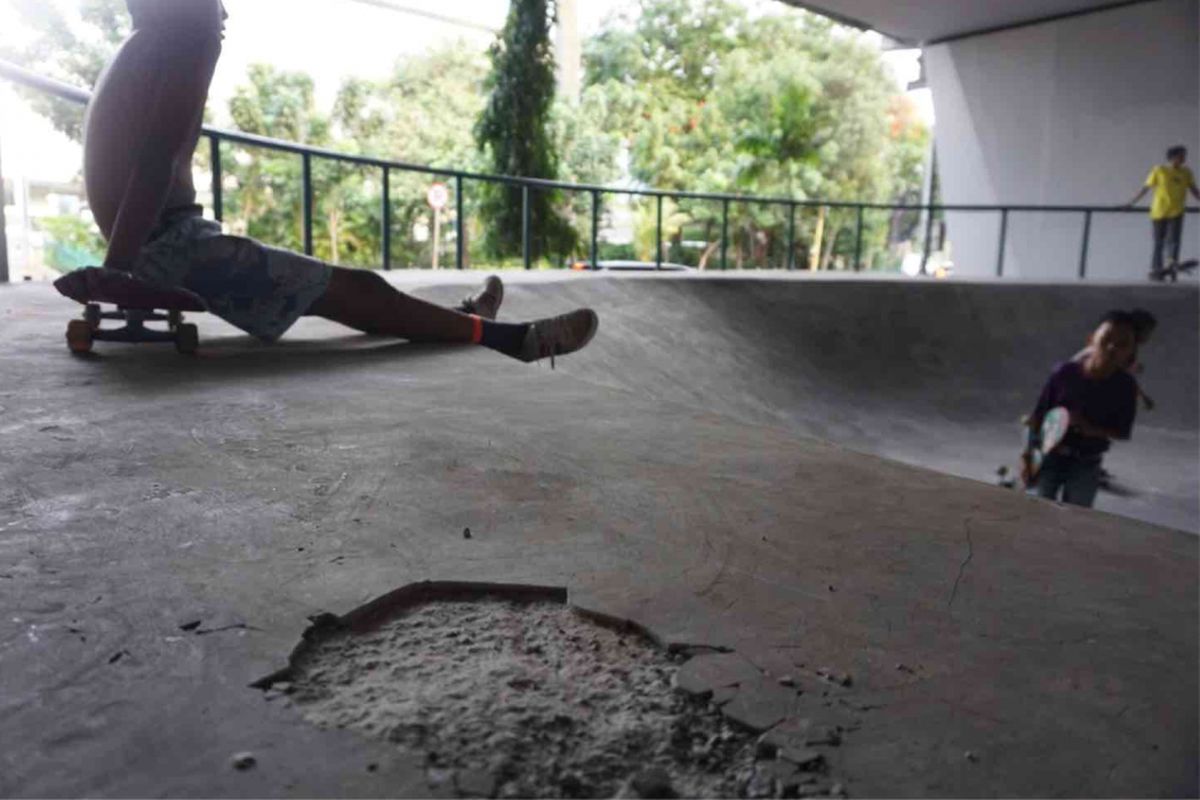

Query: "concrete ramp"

xmin=0 ymin=274 xmax=1195 ymax=798
xmin=454 ymin=275 xmax=1197 ymax=532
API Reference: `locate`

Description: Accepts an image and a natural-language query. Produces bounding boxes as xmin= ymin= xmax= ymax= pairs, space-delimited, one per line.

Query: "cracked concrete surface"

xmin=0 ymin=272 xmax=1196 ymax=797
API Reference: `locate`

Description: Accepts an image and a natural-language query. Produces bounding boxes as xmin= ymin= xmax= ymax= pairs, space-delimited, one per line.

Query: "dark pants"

xmin=1151 ymin=214 xmax=1184 ymax=273
xmin=1036 ymin=452 xmax=1102 ymax=508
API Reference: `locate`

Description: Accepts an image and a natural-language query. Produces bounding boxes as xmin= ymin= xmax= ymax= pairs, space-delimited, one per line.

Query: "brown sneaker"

xmin=455 ymin=275 xmax=504 ymax=320
xmin=518 ymin=308 xmax=599 ymax=367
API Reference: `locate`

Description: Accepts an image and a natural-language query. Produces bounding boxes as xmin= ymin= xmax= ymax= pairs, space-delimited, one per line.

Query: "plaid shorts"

xmin=133 ymin=213 xmax=331 ymax=342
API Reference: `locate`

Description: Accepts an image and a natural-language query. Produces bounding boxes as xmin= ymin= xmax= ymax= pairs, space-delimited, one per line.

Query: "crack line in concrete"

xmin=947 ymin=517 xmax=974 ymax=610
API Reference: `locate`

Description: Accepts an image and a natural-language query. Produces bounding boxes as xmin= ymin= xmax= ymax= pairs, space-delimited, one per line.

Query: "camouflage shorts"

xmin=133 ymin=215 xmax=331 ymax=342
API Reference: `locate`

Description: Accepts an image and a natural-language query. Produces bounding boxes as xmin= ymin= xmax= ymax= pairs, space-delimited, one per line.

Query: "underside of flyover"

xmin=1 ymin=272 xmax=1196 ymax=798
xmin=778 ymin=0 xmax=1160 ymax=44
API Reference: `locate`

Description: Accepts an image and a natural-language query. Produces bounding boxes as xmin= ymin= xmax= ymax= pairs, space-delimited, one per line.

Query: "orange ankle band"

xmin=470 ymin=314 xmax=484 ymax=344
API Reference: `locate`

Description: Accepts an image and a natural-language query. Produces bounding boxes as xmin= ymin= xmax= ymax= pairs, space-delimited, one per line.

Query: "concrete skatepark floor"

xmin=0 ymin=272 xmax=1196 ymax=798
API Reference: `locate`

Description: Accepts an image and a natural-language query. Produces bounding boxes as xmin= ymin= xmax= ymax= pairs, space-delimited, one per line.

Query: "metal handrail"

xmin=1 ymin=57 xmax=1195 ymax=277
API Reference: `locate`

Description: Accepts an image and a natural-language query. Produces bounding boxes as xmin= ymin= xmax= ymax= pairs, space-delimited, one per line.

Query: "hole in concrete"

xmin=258 ymin=583 xmax=762 ymax=798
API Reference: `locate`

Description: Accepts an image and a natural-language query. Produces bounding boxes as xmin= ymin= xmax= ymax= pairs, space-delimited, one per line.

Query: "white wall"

xmin=925 ymin=0 xmax=1199 ymax=280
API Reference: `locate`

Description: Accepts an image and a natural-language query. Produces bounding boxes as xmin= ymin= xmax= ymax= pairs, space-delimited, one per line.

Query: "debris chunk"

xmin=456 ymin=768 xmax=496 ymax=797
xmin=231 ymin=752 xmax=256 ymax=770
xmin=631 ymin=767 xmax=676 ymax=798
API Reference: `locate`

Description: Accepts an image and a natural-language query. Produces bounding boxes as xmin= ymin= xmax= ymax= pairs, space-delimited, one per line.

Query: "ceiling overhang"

xmin=778 ymin=0 xmax=1159 ymax=45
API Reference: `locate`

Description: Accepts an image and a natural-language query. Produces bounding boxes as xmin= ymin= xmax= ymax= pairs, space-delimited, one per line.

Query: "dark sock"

xmin=478 ymin=319 xmax=530 ymax=357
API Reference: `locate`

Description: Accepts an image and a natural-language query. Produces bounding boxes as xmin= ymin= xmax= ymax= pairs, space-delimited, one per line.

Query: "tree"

xmin=1 ymin=0 xmax=130 ymax=142
xmin=475 ymin=0 xmax=575 ymax=263
xmin=222 ymin=65 xmax=332 ymax=255
xmin=581 ymin=0 xmax=929 ymax=269
xmin=332 ymin=42 xmax=489 ymax=268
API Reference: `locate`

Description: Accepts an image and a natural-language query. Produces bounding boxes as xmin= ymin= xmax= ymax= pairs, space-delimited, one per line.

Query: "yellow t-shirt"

xmin=1145 ymin=164 xmax=1195 ymax=220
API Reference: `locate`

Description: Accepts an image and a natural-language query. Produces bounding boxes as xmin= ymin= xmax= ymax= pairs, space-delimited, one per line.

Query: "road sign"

xmin=427 ymin=182 xmax=449 ymax=211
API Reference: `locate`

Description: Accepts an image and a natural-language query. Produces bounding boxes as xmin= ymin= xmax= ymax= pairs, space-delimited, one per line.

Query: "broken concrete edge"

xmin=250 ymin=580 xmax=747 ymax=690
xmin=243 ymin=580 xmax=853 ymax=729
xmin=247 ymin=580 xmax=736 ymax=690
xmin=249 ymin=580 xmax=568 ymax=689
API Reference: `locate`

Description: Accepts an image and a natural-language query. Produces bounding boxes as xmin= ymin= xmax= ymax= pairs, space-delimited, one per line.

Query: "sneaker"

xmin=518 ymin=308 xmax=599 ymax=366
xmin=455 ymin=275 xmax=504 ymax=320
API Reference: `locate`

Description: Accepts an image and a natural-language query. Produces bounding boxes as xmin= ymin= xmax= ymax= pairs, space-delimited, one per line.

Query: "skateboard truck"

xmin=56 ymin=268 xmax=203 ymax=355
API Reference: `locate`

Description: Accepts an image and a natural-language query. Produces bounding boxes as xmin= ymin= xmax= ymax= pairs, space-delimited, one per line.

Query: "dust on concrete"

xmin=281 ymin=599 xmax=777 ymax=798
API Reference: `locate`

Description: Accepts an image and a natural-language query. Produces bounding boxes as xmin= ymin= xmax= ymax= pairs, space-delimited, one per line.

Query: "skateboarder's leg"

xmin=306 ymin=267 xmax=597 ymax=361
xmin=1150 ymin=219 xmax=1167 ymax=274
xmin=1034 ymin=454 xmax=1068 ymax=501
xmin=307 ymin=267 xmax=475 ymax=342
xmin=1060 ymin=460 xmax=1101 ymax=508
xmin=1166 ymin=215 xmax=1183 ymax=266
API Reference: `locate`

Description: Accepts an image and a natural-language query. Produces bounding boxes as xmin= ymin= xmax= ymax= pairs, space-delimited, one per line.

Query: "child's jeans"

xmin=1035 ymin=452 xmax=1102 ymax=508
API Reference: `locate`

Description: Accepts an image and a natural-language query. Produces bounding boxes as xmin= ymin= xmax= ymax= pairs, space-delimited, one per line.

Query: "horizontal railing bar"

xmin=2 ymin=57 xmax=1196 ymax=217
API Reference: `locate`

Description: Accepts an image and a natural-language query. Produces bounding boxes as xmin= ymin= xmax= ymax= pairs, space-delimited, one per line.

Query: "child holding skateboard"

xmin=1072 ymin=308 xmax=1157 ymax=410
xmin=58 ymin=0 xmax=597 ymax=361
xmin=1022 ymin=311 xmax=1140 ymax=508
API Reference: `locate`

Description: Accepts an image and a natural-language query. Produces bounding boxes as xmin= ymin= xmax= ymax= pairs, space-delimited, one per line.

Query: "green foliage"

xmin=331 ymin=43 xmax=489 ymax=267
xmin=1 ymin=0 xmax=130 ymax=142
xmin=475 ymin=0 xmax=575 ymax=262
xmin=222 ymin=65 xmax=327 ymax=254
xmin=223 ymin=44 xmax=491 ymax=269
xmin=40 ymin=214 xmax=105 ymax=271
xmin=583 ymin=0 xmax=930 ymax=269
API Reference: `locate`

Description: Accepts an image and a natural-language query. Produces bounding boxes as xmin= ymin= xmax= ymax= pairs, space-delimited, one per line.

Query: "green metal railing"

xmin=1 ymin=57 xmax=1194 ymax=282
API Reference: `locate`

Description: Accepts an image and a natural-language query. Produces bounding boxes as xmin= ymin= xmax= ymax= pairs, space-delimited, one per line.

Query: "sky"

xmin=0 ymin=0 xmax=930 ymax=185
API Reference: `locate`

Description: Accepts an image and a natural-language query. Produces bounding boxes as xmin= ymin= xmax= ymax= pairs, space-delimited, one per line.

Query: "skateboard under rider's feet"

xmin=54 ymin=267 xmax=205 ymax=354
xmin=1149 ymin=258 xmax=1198 ymax=283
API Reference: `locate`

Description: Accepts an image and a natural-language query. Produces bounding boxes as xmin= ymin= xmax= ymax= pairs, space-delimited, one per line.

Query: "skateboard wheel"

xmin=175 ymin=323 xmax=199 ymax=354
xmin=66 ymin=319 xmax=94 ymax=354
xmin=84 ymin=303 xmax=102 ymax=329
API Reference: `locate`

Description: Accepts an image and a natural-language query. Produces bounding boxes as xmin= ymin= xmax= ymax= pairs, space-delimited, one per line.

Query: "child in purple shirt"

xmin=1023 ymin=311 xmax=1140 ymax=507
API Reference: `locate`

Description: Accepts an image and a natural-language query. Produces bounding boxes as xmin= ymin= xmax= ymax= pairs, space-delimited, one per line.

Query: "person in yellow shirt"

xmin=1127 ymin=145 xmax=1199 ymax=278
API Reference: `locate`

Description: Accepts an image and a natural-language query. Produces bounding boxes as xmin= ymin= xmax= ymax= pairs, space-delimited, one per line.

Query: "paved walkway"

xmin=0 ymin=273 xmax=1195 ymax=797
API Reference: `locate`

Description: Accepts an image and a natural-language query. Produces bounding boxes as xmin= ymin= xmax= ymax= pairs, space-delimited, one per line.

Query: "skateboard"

xmin=1150 ymin=258 xmax=1198 ymax=282
xmin=54 ymin=267 xmax=204 ymax=354
xmin=997 ymin=406 xmax=1070 ymax=489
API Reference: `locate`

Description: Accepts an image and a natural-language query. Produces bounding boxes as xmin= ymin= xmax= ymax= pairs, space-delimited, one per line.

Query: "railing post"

xmin=786 ymin=203 xmax=796 ymax=270
xmin=919 ymin=203 xmax=934 ymax=275
xmin=996 ymin=208 xmax=1008 ymax=277
xmin=381 ymin=167 xmax=391 ymax=270
xmin=0 ymin=127 xmax=8 ymax=283
xmin=522 ymin=184 xmax=531 ymax=270
xmin=301 ymin=153 xmax=313 ymax=256
xmin=853 ymin=205 xmax=864 ymax=271
xmin=455 ymin=175 xmax=464 ymax=270
xmin=655 ymin=194 xmax=663 ymax=270
xmin=720 ymin=199 xmax=729 ymax=271
xmin=590 ymin=189 xmax=600 ymax=270
xmin=1078 ymin=210 xmax=1092 ymax=279
xmin=209 ymin=134 xmax=223 ymax=223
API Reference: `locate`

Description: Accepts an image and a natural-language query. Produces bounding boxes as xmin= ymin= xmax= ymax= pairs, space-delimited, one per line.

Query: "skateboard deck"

xmin=54 ymin=267 xmax=204 ymax=354
xmin=998 ymin=406 xmax=1071 ymax=490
